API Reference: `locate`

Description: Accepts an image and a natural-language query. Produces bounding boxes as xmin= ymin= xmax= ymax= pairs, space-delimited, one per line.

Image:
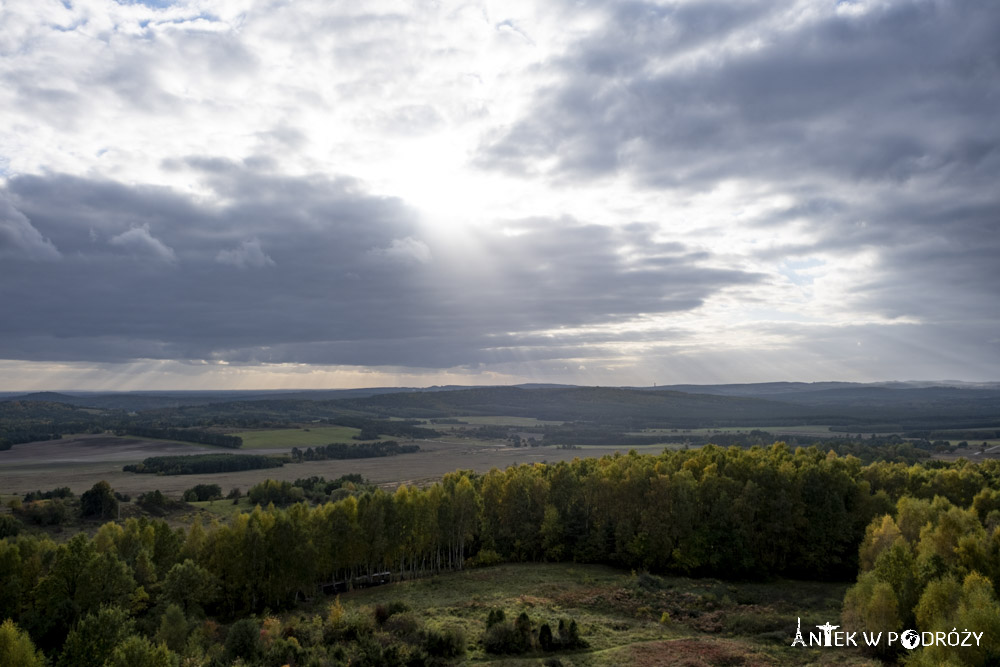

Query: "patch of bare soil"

xmin=0 ymin=434 xmax=216 ymax=466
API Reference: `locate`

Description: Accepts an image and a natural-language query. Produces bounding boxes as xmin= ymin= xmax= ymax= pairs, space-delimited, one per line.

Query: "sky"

xmin=1 ymin=0 xmax=998 ymax=391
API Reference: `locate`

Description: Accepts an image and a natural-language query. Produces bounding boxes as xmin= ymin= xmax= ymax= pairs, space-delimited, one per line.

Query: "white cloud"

xmin=108 ymin=224 xmax=177 ymax=262
xmin=216 ymin=237 xmax=275 ymax=268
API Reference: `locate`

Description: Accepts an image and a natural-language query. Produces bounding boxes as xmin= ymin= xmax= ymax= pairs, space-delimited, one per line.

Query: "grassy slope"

xmin=308 ymin=563 xmax=878 ymax=666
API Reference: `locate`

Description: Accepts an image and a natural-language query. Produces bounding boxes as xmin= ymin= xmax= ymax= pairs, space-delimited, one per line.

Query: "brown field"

xmin=0 ymin=434 xmax=668 ymax=498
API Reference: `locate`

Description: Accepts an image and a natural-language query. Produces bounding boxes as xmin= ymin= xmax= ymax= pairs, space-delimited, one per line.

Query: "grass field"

xmin=299 ymin=562 xmax=877 ymax=666
xmin=232 ymin=426 xmax=370 ymax=449
xmin=188 ymin=496 xmax=256 ymax=519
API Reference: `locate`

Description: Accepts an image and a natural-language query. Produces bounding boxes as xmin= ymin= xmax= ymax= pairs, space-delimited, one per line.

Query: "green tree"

xmin=0 ymin=618 xmax=46 ymax=667
xmin=156 ymin=603 xmax=189 ymax=653
xmin=841 ymin=572 xmax=901 ymax=660
xmin=58 ymin=606 xmax=134 ymax=667
xmin=104 ymin=635 xmax=174 ymax=667
xmin=162 ymin=559 xmax=217 ymax=617
xmin=80 ymin=480 xmax=118 ymax=519
xmin=76 ymin=551 xmax=136 ymax=617
xmin=224 ymin=618 xmax=261 ymax=663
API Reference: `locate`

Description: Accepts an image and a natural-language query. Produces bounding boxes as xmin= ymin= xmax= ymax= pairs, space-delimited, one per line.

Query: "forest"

xmin=3 ymin=443 xmax=1000 ymax=665
xmin=5 ymin=383 xmax=1000 ymax=451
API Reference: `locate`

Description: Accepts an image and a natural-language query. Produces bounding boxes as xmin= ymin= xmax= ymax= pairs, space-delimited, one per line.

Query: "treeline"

xmin=123 ymin=453 xmax=287 ymax=475
xmin=904 ymin=428 xmax=1000 ymax=441
xmin=328 ymin=416 xmax=440 ymax=440
xmin=120 ymin=426 xmax=243 ymax=448
xmin=0 ymin=432 xmax=62 ymax=450
xmin=538 ymin=425 xmax=936 ymax=462
xmin=290 ymin=441 xmax=419 ymax=462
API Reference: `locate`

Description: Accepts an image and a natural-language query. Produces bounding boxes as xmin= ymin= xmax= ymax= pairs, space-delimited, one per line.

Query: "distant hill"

xmin=648 ymin=382 xmax=859 ymax=396
xmin=330 ymin=385 xmax=824 ymax=427
xmin=330 ymin=384 xmax=1000 ymax=431
xmin=4 ymin=382 xmax=999 ymax=433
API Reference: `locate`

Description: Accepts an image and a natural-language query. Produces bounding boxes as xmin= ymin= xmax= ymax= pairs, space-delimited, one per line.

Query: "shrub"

xmin=538 ymin=622 xmax=555 ymax=651
xmin=482 ymin=621 xmax=531 ymax=655
xmin=383 ymin=613 xmax=421 ymax=643
xmin=247 ymin=479 xmax=304 ymax=506
xmin=23 ymin=487 xmax=73 ymax=502
xmin=470 ymin=548 xmax=503 ymax=568
xmin=374 ymin=600 xmax=409 ymax=626
xmin=423 ymin=625 xmax=465 ymax=659
xmin=327 ymin=596 xmax=345 ymax=628
xmin=557 ymin=618 xmax=587 ymax=649
xmin=0 ymin=514 xmax=20 ymax=538
xmin=16 ymin=499 xmax=69 ymax=526
xmin=182 ymin=484 xmax=223 ymax=502
xmin=80 ymin=481 xmax=118 ymax=519
xmin=137 ymin=490 xmax=172 ymax=515
xmin=486 ymin=608 xmax=506 ymax=628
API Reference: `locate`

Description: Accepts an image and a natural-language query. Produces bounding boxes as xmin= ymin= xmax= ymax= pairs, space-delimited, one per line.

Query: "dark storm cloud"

xmin=0 ymin=166 xmax=759 ymax=368
xmin=479 ymin=0 xmax=1000 ymax=325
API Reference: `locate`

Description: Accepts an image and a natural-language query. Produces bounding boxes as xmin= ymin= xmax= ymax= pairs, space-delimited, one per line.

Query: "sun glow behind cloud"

xmin=0 ymin=0 xmax=998 ymax=389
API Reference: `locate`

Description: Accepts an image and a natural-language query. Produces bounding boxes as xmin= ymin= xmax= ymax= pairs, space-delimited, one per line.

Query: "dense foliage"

xmin=120 ymin=427 xmax=243 ymax=449
xmin=290 ymin=441 xmax=420 ymax=462
xmin=183 ymin=484 xmax=224 ymax=502
xmin=842 ymin=494 xmax=1000 ymax=664
xmin=123 ymin=453 xmax=288 ymax=475
xmin=4 ymin=445 xmax=1000 ymax=665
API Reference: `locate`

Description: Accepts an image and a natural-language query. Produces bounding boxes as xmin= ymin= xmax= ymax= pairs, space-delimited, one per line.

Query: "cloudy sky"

xmin=1 ymin=0 xmax=998 ymax=390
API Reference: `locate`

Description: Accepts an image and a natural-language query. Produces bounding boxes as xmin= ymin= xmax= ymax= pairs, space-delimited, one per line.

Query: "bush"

xmin=247 ymin=479 xmax=305 ymax=506
xmin=80 ymin=481 xmax=118 ymax=519
xmin=486 ymin=608 xmax=506 ymax=628
xmin=23 ymin=487 xmax=73 ymax=502
xmin=182 ymin=484 xmax=223 ymax=502
xmin=0 ymin=514 xmax=20 ymax=538
xmin=469 ymin=548 xmax=503 ymax=568
xmin=538 ymin=623 xmax=555 ymax=651
xmin=16 ymin=499 xmax=69 ymax=526
xmin=557 ymin=618 xmax=587 ymax=649
xmin=383 ymin=613 xmax=421 ymax=643
xmin=423 ymin=625 xmax=465 ymax=659
xmin=482 ymin=621 xmax=531 ymax=655
xmin=137 ymin=490 xmax=172 ymax=515
xmin=374 ymin=600 xmax=409 ymax=626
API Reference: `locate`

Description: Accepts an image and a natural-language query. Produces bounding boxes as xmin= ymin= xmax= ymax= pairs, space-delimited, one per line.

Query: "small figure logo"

xmin=816 ymin=621 xmax=840 ymax=647
xmin=790 ymin=617 xmax=806 ymax=647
